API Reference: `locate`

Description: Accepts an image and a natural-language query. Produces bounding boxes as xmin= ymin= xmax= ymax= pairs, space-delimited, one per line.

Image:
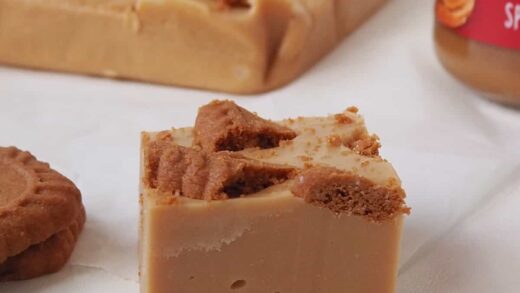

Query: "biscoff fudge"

xmin=139 ymin=100 xmax=409 ymax=293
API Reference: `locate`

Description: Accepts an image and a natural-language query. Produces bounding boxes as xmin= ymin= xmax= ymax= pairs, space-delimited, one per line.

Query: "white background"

xmin=1 ymin=0 xmax=519 ymax=292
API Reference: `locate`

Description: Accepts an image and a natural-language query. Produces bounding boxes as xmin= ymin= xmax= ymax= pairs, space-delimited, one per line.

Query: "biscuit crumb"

xmin=343 ymin=130 xmax=380 ymax=157
xmin=347 ymin=134 xmax=380 ymax=157
xmin=334 ymin=114 xmax=353 ymax=124
xmin=327 ymin=135 xmax=342 ymax=147
xmin=346 ymin=106 xmax=359 ymax=113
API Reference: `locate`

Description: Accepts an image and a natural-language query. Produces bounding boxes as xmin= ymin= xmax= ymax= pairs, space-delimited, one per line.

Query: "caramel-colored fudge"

xmin=139 ymin=101 xmax=409 ymax=293
xmin=0 ymin=0 xmax=386 ymax=94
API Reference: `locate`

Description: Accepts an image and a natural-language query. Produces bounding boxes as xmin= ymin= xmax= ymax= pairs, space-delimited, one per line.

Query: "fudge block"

xmin=139 ymin=100 xmax=409 ymax=292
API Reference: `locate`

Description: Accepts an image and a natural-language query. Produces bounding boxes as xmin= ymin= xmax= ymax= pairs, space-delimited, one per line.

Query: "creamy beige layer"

xmin=0 ymin=0 xmax=386 ymax=94
xmin=141 ymin=188 xmax=403 ymax=293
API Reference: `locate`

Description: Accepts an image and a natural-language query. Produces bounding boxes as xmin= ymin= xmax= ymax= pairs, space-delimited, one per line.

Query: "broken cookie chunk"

xmin=200 ymin=151 xmax=295 ymax=199
xmin=193 ymin=100 xmax=297 ymax=152
xmin=291 ymin=166 xmax=409 ymax=222
xmin=346 ymin=132 xmax=381 ymax=157
xmin=147 ymin=143 xmax=294 ymax=200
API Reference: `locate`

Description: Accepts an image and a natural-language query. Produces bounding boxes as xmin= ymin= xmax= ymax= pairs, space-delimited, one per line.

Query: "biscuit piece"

xmin=291 ymin=166 xmax=409 ymax=222
xmin=0 ymin=205 xmax=85 ymax=281
xmin=0 ymin=146 xmax=85 ymax=280
xmin=146 ymin=143 xmax=295 ymax=200
xmin=194 ymin=100 xmax=297 ymax=152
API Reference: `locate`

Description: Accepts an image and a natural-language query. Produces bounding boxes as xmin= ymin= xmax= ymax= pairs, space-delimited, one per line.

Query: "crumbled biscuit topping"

xmin=327 ymin=135 xmax=342 ymax=147
xmin=146 ymin=143 xmax=295 ymax=200
xmin=334 ymin=113 xmax=353 ymax=124
xmin=143 ymin=100 xmax=407 ymax=221
xmin=346 ymin=133 xmax=380 ymax=157
xmin=346 ymin=106 xmax=359 ymax=113
xmin=193 ymin=100 xmax=297 ymax=152
xmin=291 ymin=167 xmax=409 ymax=222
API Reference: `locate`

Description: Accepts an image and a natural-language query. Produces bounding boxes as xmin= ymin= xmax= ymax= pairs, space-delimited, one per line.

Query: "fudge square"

xmin=139 ymin=100 xmax=409 ymax=293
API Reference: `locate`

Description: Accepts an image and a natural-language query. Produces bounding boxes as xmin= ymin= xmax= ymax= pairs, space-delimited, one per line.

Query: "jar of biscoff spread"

xmin=434 ymin=0 xmax=520 ymax=106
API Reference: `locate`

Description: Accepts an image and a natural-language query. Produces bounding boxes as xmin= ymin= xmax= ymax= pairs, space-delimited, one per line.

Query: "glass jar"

xmin=434 ymin=0 xmax=520 ymax=106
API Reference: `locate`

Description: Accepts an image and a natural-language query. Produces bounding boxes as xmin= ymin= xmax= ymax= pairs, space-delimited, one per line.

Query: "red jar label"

xmin=436 ymin=0 xmax=520 ymax=50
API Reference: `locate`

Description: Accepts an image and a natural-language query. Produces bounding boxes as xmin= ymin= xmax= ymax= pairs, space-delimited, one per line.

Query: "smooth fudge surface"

xmin=139 ymin=101 xmax=409 ymax=293
xmin=0 ymin=0 xmax=387 ymax=93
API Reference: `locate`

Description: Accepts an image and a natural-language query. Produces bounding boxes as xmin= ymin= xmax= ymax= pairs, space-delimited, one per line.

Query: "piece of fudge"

xmin=0 ymin=0 xmax=386 ymax=94
xmin=139 ymin=100 xmax=409 ymax=293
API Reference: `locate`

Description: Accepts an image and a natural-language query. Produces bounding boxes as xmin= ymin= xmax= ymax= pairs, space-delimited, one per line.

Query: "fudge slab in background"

xmin=0 ymin=0 xmax=386 ymax=94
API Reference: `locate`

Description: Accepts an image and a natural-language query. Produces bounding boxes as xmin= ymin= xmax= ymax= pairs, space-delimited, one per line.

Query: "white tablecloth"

xmin=1 ymin=0 xmax=519 ymax=292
